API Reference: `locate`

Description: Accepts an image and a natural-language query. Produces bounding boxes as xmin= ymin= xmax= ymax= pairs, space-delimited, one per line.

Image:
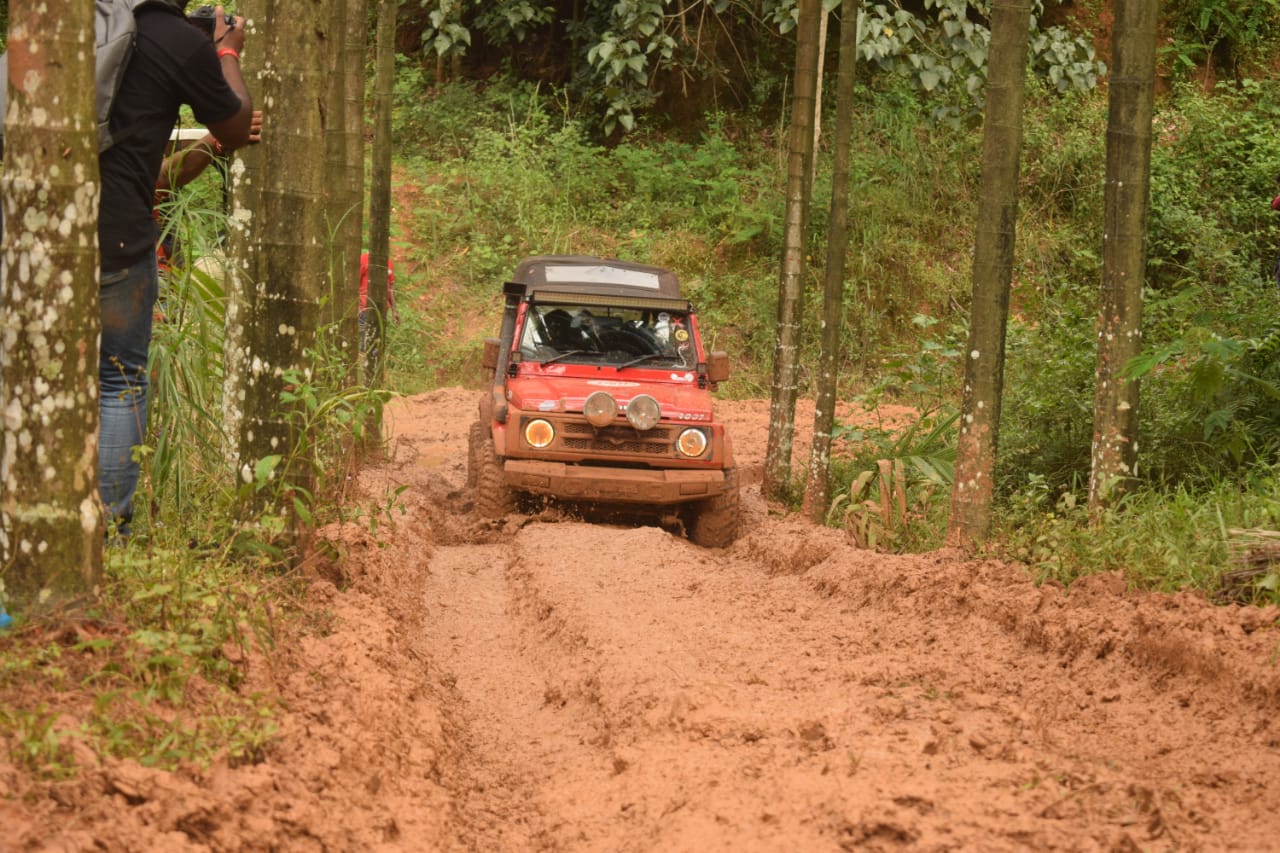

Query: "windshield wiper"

xmin=616 ymin=352 xmax=664 ymax=370
xmin=540 ymin=349 xmax=586 ymax=366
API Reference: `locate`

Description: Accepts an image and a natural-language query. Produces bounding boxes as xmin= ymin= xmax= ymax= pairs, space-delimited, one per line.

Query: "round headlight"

xmin=676 ymin=428 xmax=708 ymax=458
xmin=583 ymin=391 xmax=617 ymax=427
xmin=524 ymin=418 xmax=555 ymax=448
xmin=626 ymin=394 xmax=661 ymax=431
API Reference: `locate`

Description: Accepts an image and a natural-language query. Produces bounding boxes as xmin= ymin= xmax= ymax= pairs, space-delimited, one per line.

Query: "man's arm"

xmin=157 ymin=110 xmax=262 ymax=194
xmin=205 ymin=5 xmax=253 ymax=150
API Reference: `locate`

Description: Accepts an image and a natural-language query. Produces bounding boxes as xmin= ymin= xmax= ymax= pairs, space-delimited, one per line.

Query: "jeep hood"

xmin=507 ymin=373 xmax=715 ymax=419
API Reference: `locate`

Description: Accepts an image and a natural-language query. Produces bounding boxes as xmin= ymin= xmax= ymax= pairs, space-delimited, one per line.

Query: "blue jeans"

xmin=99 ymin=256 xmax=158 ymax=531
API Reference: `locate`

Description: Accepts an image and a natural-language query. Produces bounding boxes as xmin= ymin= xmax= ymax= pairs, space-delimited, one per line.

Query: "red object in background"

xmin=359 ymin=251 xmax=396 ymax=311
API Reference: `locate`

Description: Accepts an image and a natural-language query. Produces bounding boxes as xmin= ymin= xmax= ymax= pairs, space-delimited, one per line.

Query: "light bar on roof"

xmin=544 ymin=264 xmax=662 ymax=289
xmin=531 ymin=291 xmax=690 ymax=312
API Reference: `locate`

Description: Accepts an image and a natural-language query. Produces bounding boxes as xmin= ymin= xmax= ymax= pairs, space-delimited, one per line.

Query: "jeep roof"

xmin=511 ymin=255 xmax=687 ymax=306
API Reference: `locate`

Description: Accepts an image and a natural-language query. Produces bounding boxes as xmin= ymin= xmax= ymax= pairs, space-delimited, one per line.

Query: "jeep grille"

xmin=562 ymin=422 xmax=673 ymax=455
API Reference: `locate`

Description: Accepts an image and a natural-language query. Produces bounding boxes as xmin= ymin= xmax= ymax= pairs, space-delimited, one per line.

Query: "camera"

xmin=188 ymin=5 xmax=235 ymax=36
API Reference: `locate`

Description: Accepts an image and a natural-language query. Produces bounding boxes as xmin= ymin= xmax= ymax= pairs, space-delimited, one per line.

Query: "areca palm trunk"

xmin=803 ymin=5 xmax=860 ymax=522
xmin=0 ymin=0 xmax=102 ymax=609
xmin=225 ymin=0 xmax=329 ymax=522
xmin=1089 ymin=0 xmax=1158 ymax=513
xmin=323 ymin=0 xmax=362 ymax=368
xmin=948 ymin=0 xmax=1031 ymax=547
xmin=367 ymin=0 xmax=396 ymax=397
xmin=763 ymin=0 xmax=821 ymax=502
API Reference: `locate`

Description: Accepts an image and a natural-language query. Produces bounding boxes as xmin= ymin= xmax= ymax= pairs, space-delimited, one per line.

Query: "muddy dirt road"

xmin=11 ymin=387 xmax=1280 ymax=852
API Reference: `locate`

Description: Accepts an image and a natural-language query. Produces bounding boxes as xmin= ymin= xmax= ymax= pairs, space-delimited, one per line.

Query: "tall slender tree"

xmin=763 ymin=0 xmax=822 ymax=502
xmin=366 ymin=0 xmax=396 ymax=403
xmin=225 ymin=0 xmax=329 ymax=521
xmin=947 ymin=0 xmax=1032 ymax=547
xmin=1089 ymin=0 xmax=1158 ymax=513
xmin=323 ymin=0 xmax=355 ymax=361
xmin=0 ymin=0 xmax=102 ymax=612
xmin=802 ymin=4 xmax=859 ymax=522
xmin=341 ymin=0 xmax=368 ymax=337
xmin=224 ymin=0 xmax=268 ymax=452
xmin=321 ymin=0 xmax=366 ymax=369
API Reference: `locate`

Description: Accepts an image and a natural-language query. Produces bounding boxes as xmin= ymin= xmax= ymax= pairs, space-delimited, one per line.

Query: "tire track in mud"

xmin=395 ymin=390 xmax=1279 ymax=852
xmin=423 ymin=515 xmax=1280 ymax=852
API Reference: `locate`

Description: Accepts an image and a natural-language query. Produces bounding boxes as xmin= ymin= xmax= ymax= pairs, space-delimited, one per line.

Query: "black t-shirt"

xmin=99 ymin=6 xmax=242 ymax=271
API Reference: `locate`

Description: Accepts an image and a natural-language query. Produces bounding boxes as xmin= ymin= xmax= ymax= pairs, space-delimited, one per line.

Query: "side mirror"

xmin=706 ymin=351 xmax=730 ymax=384
xmin=482 ymin=337 xmax=500 ymax=371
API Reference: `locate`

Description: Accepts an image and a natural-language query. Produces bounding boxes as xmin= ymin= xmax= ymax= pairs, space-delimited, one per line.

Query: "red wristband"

xmin=217 ymin=48 xmax=239 ymax=61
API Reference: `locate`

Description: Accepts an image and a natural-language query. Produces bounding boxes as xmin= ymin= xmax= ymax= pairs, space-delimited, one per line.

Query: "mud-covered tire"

xmin=466 ymin=421 xmax=485 ymax=489
xmin=685 ymin=468 xmax=740 ymax=548
xmin=475 ymin=437 xmax=516 ymax=519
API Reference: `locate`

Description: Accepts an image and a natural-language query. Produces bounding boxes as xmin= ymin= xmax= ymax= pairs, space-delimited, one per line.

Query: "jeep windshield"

xmin=518 ymin=302 xmax=697 ymax=369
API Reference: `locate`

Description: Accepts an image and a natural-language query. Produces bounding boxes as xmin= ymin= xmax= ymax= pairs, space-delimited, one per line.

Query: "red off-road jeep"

xmin=467 ymin=255 xmax=740 ymax=547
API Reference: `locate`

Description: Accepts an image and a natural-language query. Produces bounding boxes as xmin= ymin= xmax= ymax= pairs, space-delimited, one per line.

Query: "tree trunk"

xmin=1089 ymin=0 xmax=1158 ymax=513
xmin=343 ymin=0 xmax=367 ymax=328
xmin=0 ymin=0 xmax=103 ymax=613
xmin=322 ymin=0 xmax=360 ymax=368
xmin=367 ymin=0 xmax=396 ymax=399
xmin=226 ymin=0 xmax=329 ymax=523
xmin=763 ymin=0 xmax=821 ymax=502
xmin=802 ymin=4 xmax=859 ymax=523
xmin=947 ymin=0 xmax=1031 ymax=548
xmin=811 ymin=5 xmax=828 ymax=187
xmin=224 ymin=0 xmax=268 ymax=455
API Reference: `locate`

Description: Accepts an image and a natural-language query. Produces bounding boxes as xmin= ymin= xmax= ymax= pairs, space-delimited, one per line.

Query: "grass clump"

xmin=996 ymin=465 xmax=1280 ymax=605
xmin=0 ymin=546 xmax=286 ymax=778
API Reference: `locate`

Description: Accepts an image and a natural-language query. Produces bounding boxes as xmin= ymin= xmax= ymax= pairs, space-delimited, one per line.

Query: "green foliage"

xmin=421 ymin=0 xmax=472 ymax=60
xmin=998 ymin=465 xmax=1280 ymax=603
xmin=1124 ymin=319 xmax=1280 ymax=476
xmin=1019 ymin=80 xmax=1106 ymax=233
xmin=407 ymin=0 xmax=1102 ymax=135
xmin=0 ymin=703 xmax=80 ymax=781
xmin=997 ymin=299 xmax=1097 ymax=495
xmin=0 ymin=546 xmax=285 ymax=776
xmin=609 ymin=116 xmax=782 ymax=246
xmin=1147 ymin=80 xmax=1280 ymax=293
xmin=394 ymin=73 xmax=983 ymax=392
xmin=149 ymin=261 xmax=229 ymax=519
xmin=585 ymin=1 xmax=676 ymax=135
xmin=998 ymin=77 xmax=1280 ymax=499
xmin=826 ymin=315 xmax=962 ymax=551
xmin=828 ymin=410 xmax=957 ymax=551
xmin=393 ymin=66 xmax=538 ymax=155
xmin=1161 ymin=0 xmax=1280 ymax=79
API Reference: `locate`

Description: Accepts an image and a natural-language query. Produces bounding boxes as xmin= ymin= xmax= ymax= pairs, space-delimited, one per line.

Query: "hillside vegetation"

xmin=388 ymin=34 xmax=1280 ymax=590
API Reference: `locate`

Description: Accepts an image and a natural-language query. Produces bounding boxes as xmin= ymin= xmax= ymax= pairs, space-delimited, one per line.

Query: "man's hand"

xmin=247 ymin=110 xmax=263 ymax=145
xmin=207 ymin=6 xmax=253 ymax=151
xmin=213 ymin=6 xmax=246 ymax=54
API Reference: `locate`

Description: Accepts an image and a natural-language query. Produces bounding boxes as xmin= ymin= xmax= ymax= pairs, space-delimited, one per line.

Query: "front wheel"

xmin=685 ymin=468 xmax=740 ymax=548
xmin=475 ymin=436 xmax=515 ymax=519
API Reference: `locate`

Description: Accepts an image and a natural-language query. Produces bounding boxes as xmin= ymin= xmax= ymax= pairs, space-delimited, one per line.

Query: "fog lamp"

xmin=583 ymin=391 xmax=617 ymax=427
xmin=626 ymin=394 xmax=661 ymax=431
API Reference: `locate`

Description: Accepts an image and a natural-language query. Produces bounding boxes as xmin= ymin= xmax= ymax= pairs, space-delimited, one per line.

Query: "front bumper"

xmin=503 ymin=460 xmax=727 ymax=505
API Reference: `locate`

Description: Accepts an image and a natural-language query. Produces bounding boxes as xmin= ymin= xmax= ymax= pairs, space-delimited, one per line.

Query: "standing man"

xmin=98 ymin=2 xmax=253 ymax=536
